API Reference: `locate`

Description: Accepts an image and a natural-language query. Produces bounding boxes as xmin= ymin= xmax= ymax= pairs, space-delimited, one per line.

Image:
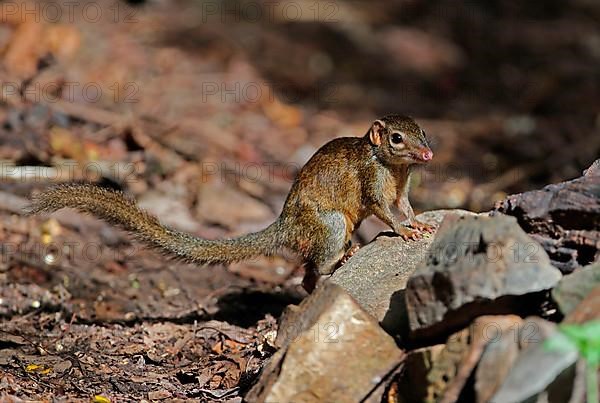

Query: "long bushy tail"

xmin=26 ymin=184 xmax=283 ymax=264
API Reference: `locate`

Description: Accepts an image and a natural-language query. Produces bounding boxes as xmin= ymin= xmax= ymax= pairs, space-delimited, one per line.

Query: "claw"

xmin=410 ymin=220 xmax=437 ymax=234
xmin=338 ymin=244 xmax=361 ymax=267
xmin=398 ymin=227 xmax=421 ymax=241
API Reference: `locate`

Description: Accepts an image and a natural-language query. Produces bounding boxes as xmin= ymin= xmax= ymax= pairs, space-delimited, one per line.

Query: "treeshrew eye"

xmin=391 ymin=133 xmax=403 ymax=144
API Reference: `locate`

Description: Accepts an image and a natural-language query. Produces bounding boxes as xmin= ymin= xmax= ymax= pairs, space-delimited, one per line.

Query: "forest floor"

xmin=0 ymin=0 xmax=599 ymax=400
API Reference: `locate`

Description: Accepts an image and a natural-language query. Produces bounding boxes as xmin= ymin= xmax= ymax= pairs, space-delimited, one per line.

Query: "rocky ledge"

xmin=247 ymin=160 xmax=600 ymax=403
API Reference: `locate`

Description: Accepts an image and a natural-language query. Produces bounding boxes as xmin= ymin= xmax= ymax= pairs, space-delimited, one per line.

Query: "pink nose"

xmin=422 ymin=150 xmax=433 ymax=161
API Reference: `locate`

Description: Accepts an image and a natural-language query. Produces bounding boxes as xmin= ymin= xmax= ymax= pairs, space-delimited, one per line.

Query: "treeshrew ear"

xmin=369 ymin=119 xmax=385 ymax=146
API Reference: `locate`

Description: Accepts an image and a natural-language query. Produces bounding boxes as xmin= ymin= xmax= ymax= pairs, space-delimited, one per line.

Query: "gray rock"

xmin=474 ymin=316 xmax=557 ymax=403
xmin=474 ymin=320 xmax=522 ymax=403
xmin=330 ymin=209 xmax=476 ymax=337
xmin=406 ymin=214 xmax=562 ymax=339
xmin=584 ymin=159 xmax=600 ymax=176
xmin=495 ymin=159 xmax=600 ymax=273
xmin=393 ymin=315 xmax=525 ymax=403
xmin=564 ymin=284 xmax=600 ymax=324
xmin=491 ymin=321 xmax=579 ymax=403
xmin=552 ymin=261 xmax=600 ymax=317
xmin=246 ymin=282 xmax=404 ymax=403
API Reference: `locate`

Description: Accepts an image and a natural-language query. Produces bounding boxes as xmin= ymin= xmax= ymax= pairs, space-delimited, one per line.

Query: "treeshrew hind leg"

xmin=300 ymin=210 xmax=347 ymax=293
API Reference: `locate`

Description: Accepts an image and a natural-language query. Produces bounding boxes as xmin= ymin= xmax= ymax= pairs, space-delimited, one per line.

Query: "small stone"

xmin=53 ymin=360 xmax=72 ymax=374
xmin=147 ymin=390 xmax=171 ymax=400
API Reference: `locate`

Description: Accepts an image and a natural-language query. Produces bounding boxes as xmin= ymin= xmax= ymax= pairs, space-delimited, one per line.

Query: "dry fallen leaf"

xmin=262 ymin=94 xmax=303 ymax=128
xmin=44 ymin=24 xmax=81 ymax=61
xmin=3 ymin=19 xmax=45 ymax=78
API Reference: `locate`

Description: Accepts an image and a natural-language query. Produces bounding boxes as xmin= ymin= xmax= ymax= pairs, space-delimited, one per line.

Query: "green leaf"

xmin=544 ymin=331 xmax=577 ymax=353
xmin=548 ymin=321 xmax=600 ymax=365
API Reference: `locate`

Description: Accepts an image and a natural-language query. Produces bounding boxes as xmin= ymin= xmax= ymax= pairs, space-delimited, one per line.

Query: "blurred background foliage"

xmin=1 ymin=0 xmax=599 ymax=219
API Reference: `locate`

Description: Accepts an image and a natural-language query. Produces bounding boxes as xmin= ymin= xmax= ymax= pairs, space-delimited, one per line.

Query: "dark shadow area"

xmin=213 ymin=289 xmax=303 ymax=328
xmin=404 ymin=291 xmax=550 ymax=350
xmin=380 ymin=289 xmax=409 ymax=343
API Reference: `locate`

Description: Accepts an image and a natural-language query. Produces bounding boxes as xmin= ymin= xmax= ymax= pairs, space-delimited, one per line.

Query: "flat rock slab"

xmin=330 ymin=209 xmax=476 ymax=337
xmin=406 ymin=214 xmax=562 ymax=340
xmin=495 ymin=159 xmax=600 ymax=273
xmin=246 ymin=282 xmax=404 ymax=403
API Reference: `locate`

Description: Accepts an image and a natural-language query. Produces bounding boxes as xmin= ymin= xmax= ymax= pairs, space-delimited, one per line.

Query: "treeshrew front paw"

xmin=397 ymin=226 xmax=422 ymax=241
xmin=410 ymin=220 xmax=436 ymax=234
